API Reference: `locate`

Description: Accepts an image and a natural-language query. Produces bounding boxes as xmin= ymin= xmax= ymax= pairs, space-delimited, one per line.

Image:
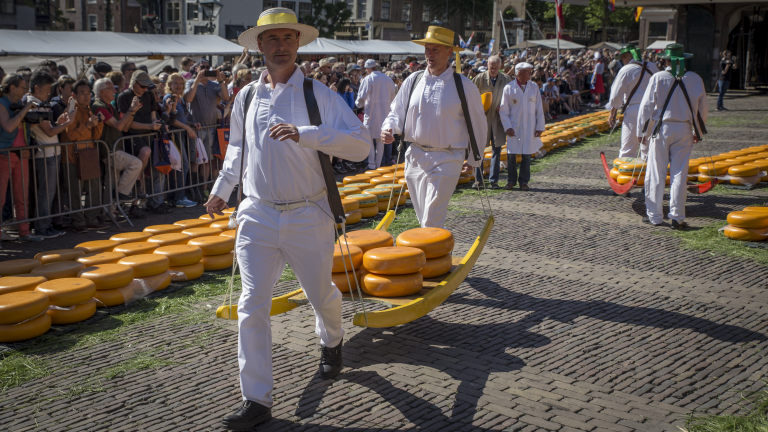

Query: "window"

xmin=464 ymin=16 xmax=470 ymax=29
xmin=166 ymin=28 xmax=180 ymax=34
xmin=225 ymin=24 xmax=245 ymax=39
xmin=88 ymin=14 xmax=97 ymax=30
xmin=380 ymin=1 xmax=389 ymax=20
xmin=194 ymin=25 xmax=208 ymax=34
xmin=402 ymin=2 xmax=410 ymax=22
xmin=357 ymin=0 xmax=365 ymax=19
xmin=166 ymin=2 xmax=180 ymax=22
xmin=421 ymin=4 xmax=429 ymax=22
xmin=264 ymin=0 xmax=277 ymax=9
xmin=281 ymin=1 xmax=294 ymax=11
xmin=187 ymin=3 xmax=198 ymax=20
xmin=648 ymin=22 xmax=667 ymax=37
xmin=67 ymin=21 xmax=74 ymax=30
xmin=64 ymin=0 xmax=74 ymax=10
xmin=1 ymin=0 xmax=15 ymax=14
xmin=298 ymin=2 xmax=311 ymax=23
xmin=346 ymin=0 xmax=353 ymax=12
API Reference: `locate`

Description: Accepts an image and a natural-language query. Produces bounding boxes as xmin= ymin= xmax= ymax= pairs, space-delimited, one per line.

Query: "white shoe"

xmin=1 ymin=231 xmax=17 ymax=241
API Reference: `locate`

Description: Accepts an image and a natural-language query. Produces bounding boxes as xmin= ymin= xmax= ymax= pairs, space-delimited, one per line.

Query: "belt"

xmin=258 ymin=189 xmax=327 ymax=212
xmin=410 ymin=142 xmax=461 ymax=154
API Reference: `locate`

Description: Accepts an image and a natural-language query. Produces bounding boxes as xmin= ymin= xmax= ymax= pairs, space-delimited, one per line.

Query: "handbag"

xmin=195 ymin=137 xmax=209 ymax=164
xmin=168 ymin=138 xmax=182 ymax=171
xmin=213 ymin=116 xmax=230 ymax=160
xmin=152 ymin=135 xmax=172 ymax=175
xmin=76 ymin=145 xmax=101 ymax=180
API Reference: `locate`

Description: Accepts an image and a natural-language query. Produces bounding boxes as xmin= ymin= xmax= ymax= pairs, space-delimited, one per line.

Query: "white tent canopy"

xmin=589 ymin=42 xmax=626 ymax=51
xmin=510 ymin=39 xmax=586 ymax=50
xmin=297 ymin=38 xmax=354 ymax=55
xmin=646 ymin=40 xmax=675 ymax=50
xmin=303 ymin=38 xmax=425 ymax=55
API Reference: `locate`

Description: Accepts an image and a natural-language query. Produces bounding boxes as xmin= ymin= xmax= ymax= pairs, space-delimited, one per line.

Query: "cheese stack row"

xmin=723 ymin=206 xmax=768 ymax=241
xmin=333 ymin=230 xmax=394 ymax=292
xmin=341 ymin=165 xmax=410 ymax=215
xmin=609 ymin=158 xmax=683 ymax=186
xmin=395 ymin=228 xmax=455 ymax=280
xmin=696 ymin=147 xmax=768 ymax=185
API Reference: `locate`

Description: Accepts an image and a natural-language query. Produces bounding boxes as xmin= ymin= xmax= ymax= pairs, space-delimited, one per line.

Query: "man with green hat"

xmin=637 ymin=43 xmax=708 ymax=230
xmin=606 ymin=44 xmax=659 ymax=161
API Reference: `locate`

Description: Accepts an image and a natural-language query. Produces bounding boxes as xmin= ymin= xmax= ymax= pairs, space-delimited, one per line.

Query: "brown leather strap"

xmin=619 ymin=61 xmax=651 ymax=115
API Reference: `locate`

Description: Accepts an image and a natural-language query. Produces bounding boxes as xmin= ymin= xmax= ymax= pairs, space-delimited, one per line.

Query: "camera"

xmin=9 ymin=102 xmax=53 ymax=124
xmin=203 ymin=70 xmax=218 ymax=78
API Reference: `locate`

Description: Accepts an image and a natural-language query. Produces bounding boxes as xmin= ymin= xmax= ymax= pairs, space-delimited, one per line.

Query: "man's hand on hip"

xmin=205 ymin=195 xmax=227 ymax=219
xmin=381 ymin=129 xmax=395 ymax=144
xmin=269 ymin=123 xmax=300 ymax=143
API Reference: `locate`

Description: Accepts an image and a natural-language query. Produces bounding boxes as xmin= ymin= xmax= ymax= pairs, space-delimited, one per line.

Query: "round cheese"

xmin=378 ymin=184 xmax=404 ymax=193
xmin=457 ymin=176 xmax=472 ymax=185
xmin=0 ymin=259 xmax=43 ymax=277
xmin=93 ymin=287 xmax=125 ymax=307
xmin=609 ymin=167 xmax=620 ymax=180
xmin=376 ymin=167 xmax=395 ymax=174
xmin=618 ymin=162 xmax=646 ymax=174
xmin=118 ymin=255 xmax=170 ymax=277
xmin=722 ymin=225 xmax=768 ymax=241
xmin=0 ymin=291 xmax=50 ymax=324
xmin=362 ymin=188 xmax=392 ymax=199
xmin=376 ymin=201 xmax=392 ymax=212
xmin=198 ymin=213 xmax=228 ymax=222
xmin=359 ymin=205 xmax=379 ymax=218
xmin=35 ymin=278 xmax=96 ymax=307
xmin=154 ymin=245 xmax=203 ymax=267
xmin=364 ymin=170 xmax=379 ymax=175
xmin=136 ymin=271 xmax=172 ymax=291
xmin=200 ymin=252 xmax=234 ymax=271
xmin=332 ymin=269 xmax=366 ymax=293
xmin=341 ymin=198 xmax=360 ymax=213
xmin=223 ymin=207 xmax=237 ymax=214
xmin=616 ymin=175 xmax=644 ymax=186
xmin=733 ymin=155 xmax=762 ymax=163
xmin=338 ymin=186 xmax=362 ymax=195
xmin=169 ymin=262 xmax=205 ymax=282
xmin=728 ymin=165 xmax=759 ymax=177
xmin=698 ymin=161 xmax=737 ymax=176
xmin=74 ymin=240 xmax=120 ymax=254
xmin=345 ymin=210 xmax=362 ymax=225
xmin=345 ymin=194 xmax=378 ymax=207
xmin=336 ymin=181 xmax=344 ymax=187
xmin=396 ymin=228 xmax=454 ymax=259
xmin=688 ymin=159 xmax=703 ymax=174
xmin=77 ymin=252 xmax=126 ymax=266
xmin=0 ymin=313 xmax=51 ymax=343
xmin=147 ymin=233 xmax=191 ymax=247
xmin=78 ymin=264 xmax=134 ymax=290
xmin=210 ymin=220 xmax=233 ymax=230
xmin=34 ymin=249 xmax=85 ymax=264
xmin=370 ymin=177 xmax=393 ymax=186
xmin=347 ymin=183 xmax=375 ymax=191
xmin=113 ymin=242 xmax=159 ymax=256
xmin=188 ymin=236 xmax=235 ymax=256
xmin=220 ymin=229 xmax=238 ymax=239
xmin=109 ymin=232 xmax=153 ymax=244
xmin=397 ymin=178 xmax=407 ymax=185
xmin=403 ymin=190 xmax=410 ymax=199
xmin=744 ymin=206 xmax=768 ymax=214
xmin=362 ymin=272 xmax=423 ymax=297
xmin=333 ymin=244 xmax=363 ymax=272
xmin=143 ymin=224 xmax=184 ymax=235
xmin=745 ymin=160 xmax=768 ymax=173
xmin=727 ymin=211 xmax=768 ymax=229
xmin=338 ymin=230 xmax=394 ymax=253
xmin=182 ymin=227 xmax=223 ymax=239
xmin=343 ymin=174 xmax=376 ymax=185
xmin=0 ymin=276 xmax=47 ymax=296
xmin=363 ymin=247 xmax=426 ymax=275
xmin=420 ymin=254 xmax=453 ymax=279
xmin=173 ymin=218 xmax=212 ymax=229
xmin=31 ymin=261 xmax=86 ymax=280
xmin=47 ymin=299 xmax=97 ymax=325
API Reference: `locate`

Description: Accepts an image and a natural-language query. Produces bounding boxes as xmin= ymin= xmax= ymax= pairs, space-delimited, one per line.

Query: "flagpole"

xmin=555 ymin=0 xmax=560 ymax=75
xmin=499 ymin=10 xmax=510 ymax=49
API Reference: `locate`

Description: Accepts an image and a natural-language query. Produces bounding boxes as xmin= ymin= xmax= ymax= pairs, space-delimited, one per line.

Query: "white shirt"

xmin=211 ymin=67 xmax=370 ymax=203
xmin=355 ymin=70 xmax=396 ymax=140
xmin=606 ymin=60 xmax=659 ymax=110
xmin=499 ymin=79 xmax=545 ymax=155
xmin=27 ymin=95 xmax=61 ymax=159
xmin=381 ymin=66 xmax=487 ymax=167
xmin=636 ymin=70 xmax=708 ymax=139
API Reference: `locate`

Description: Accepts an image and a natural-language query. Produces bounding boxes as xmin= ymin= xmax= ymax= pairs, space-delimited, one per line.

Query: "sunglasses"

xmin=137 ymin=83 xmax=148 ymax=89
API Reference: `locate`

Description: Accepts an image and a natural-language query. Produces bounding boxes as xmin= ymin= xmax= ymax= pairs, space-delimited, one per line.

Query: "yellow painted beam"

xmin=375 ymin=210 xmax=395 ymax=231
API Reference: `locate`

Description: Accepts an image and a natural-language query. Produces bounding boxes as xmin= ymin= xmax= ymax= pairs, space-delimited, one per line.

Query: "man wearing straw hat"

xmin=381 ymin=25 xmax=486 ymax=228
xmin=637 ymin=43 xmax=708 ymax=229
xmin=204 ymin=7 xmax=370 ymax=430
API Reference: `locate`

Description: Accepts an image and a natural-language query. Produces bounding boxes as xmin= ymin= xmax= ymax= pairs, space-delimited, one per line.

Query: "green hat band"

xmin=620 ymin=45 xmax=642 ymax=62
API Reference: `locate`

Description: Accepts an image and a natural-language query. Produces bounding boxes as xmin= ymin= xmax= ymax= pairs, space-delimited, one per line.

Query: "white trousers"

xmin=644 ymin=122 xmax=693 ymax=224
xmin=404 ymin=146 xmax=463 ymax=228
xmin=235 ymin=197 xmax=344 ymax=407
xmin=618 ymin=104 xmax=641 ymax=158
xmin=367 ymin=138 xmax=383 ymax=169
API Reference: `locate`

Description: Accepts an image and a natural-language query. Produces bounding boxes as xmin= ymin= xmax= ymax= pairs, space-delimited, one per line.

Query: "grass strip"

xmin=665 ymin=222 xmax=768 ymax=267
xmin=683 ymin=386 xmax=768 ymax=432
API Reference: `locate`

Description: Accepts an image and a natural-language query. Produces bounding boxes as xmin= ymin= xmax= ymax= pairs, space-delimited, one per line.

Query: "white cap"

xmin=515 ymin=62 xmax=533 ymax=72
xmin=364 ymin=59 xmax=377 ymax=68
xmin=594 ymin=52 xmax=601 ymax=60
xmin=478 ymin=66 xmax=488 ymax=72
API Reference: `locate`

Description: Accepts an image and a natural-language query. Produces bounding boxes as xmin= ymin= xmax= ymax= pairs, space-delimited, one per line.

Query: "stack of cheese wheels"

xmin=78 ymin=263 xmax=136 ymax=307
xmin=0 ymin=259 xmax=43 ymax=277
xmin=723 ymin=207 xmax=768 ymax=241
xmin=331 ymin=244 xmax=364 ymax=292
xmin=361 ymin=246 xmax=425 ymax=297
xmin=35 ymin=278 xmax=97 ymax=325
xmin=155 ymin=244 xmax=204 ymax=282
xmin=118 ymin=254 xmax=171 ymax=292
xmin=0 ymin=291 xmax=51 ymax=342
xmin=110 ymin=232 xmax=153 ymax=244
xmin=616 ymin=161 xmax=646 ymax=186
xmin=727 ymin=164 xmax=761 ymax=185
xmin=0 ymin=276 xmax=47 ymax=295
xmin=378 ymin=183 xmax=407 ymax=206
xmin=34 ymin=249 xmax=85 ymax=265
xmin=339 ymin=198 xmax=362 ymax=227
xmin=362 ymin=187 xmax=394 ymax=212
xmin=189 ymin=235 xmax=235 ymax=271
xmin=345 ymin=194 xmax=379 ymax=219
xmin=396 ymin=227 xmax=455 ymax=279
xmin=31 ymin=261 xmax=86 ymax=280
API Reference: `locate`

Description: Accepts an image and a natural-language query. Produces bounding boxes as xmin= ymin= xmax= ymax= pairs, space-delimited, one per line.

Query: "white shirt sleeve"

xmin=355 ymin=77 xmax=368 ymax=109
xmin=499 ymin=84 xmax=514 ymax=132
xmin=210 ymin=84 xmax=249 ymax=201
xmin=382 ymin=73 xmax=418 ymax=135
xmin=461 ymin=75 xmax=488 ymax=168
xmin=606 ymin=67 xmax=629 ymax=110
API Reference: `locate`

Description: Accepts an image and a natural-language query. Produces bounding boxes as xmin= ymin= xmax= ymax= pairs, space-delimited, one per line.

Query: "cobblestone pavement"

xmin=2 ymin=92 xmax=768 ymax=432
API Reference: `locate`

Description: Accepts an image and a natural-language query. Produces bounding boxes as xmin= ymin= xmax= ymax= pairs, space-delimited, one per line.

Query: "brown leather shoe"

xmin=504 ymin=183 xmax=516 ymax=190
xmin=520 ymin=184 xmax=530 ymax=191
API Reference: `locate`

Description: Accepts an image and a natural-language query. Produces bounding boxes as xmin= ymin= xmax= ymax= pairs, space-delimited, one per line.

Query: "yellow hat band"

xmin=424 ymin=31 xmax=453 ymax=45
xmin=257 ymin=12 xmax=298 ymax=26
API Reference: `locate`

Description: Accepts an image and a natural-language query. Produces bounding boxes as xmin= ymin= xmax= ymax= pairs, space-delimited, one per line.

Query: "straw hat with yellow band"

xmin=237 ymin=7 xmax=319 ymax=52
xmin=413 ymin=26 xmax=463 ymax=52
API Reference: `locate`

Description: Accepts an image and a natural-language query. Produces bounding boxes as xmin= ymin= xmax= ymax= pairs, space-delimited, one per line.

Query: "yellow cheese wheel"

xmin=31 ymin=261 xmax=86 ymax=280
xmin=223 ymin=207 xmax=236 ymax=214
xmin=112 ymin=242 xmax=159 ymax=256
xmin=336 ymin=181 xmax=344 ymax=186
xmin=74 ymin=240 xmax=120 ymax=254
xmin=727 ymin=211 xmax=768 ymax=229
xmin=370 ymin=177 xmax=392 ymax=186
xmin=363 ymin=247 xmax=426 ymax=275
xmin=93 ymin=287 xmax=125 ymax=307
xmin=154 ymin=245 xmax=203 ymax=267
xmin=359 ymin=205 xmax=379 ymax=218
xmin=744 ymin=206 xmax=768 ymax=214
xmin=0 ymin=276 xmax=47 ymax=296
xmin=0 ymin=259 xmax=43 ymax=276
xmin=345 ymin=210 xmax=362 ymax=225
xmin=200 ymin=252 xmax=234 ymax=271
xmin=609 ymin=167 xmax=620 ymax=180
xmin=347 ymin=183 xmax=375 ymax=191
xmin=376 ymin=201 xmax=393 ymax=212
xmin=403 ymin=190 xmax=410 ymax=199
xmin=78 ymin=264 xmax=135 ymax=290
xmin=339 ymin=198 xmax=359 ymax=213
xmin=722 ymin=225 xmax=768 ymax=241
xmin=364 ymin=170 xmax=379 ymax=175
xmin=333 ymin=244 xmax=363 ymax=272
xmin=378 ymin=183 xmax=404 ymax=193
xmin=420 ymin=254 xmax=453 ymax=279
xmin=733 ymin=155 xmax=762 ymax=163
xmin=343 ymin=174 xmax=376 ymax=185
xmin=0 ymin=313 xmax=51 ymax=343
xmin=0 ymin=291 xmax=50 ymax=324
xmin=457 ymin=176 xmax=472 ymax=185
xmin=34 ymin=249 xmax=86 ymax=264
xmin=136 ymin=271 xmax=172 ymax=291
xmin=616 ymin=175 xmax=644 ymax=186
xmin=47 ymin=299 xmax=97 ymax=325
xmin=109 ymin=232 xmax=153 ymax=244
xmin=618 ymin=162 xmax=646 ymax=174
xmin=698 ymin=161 xmax=737 ymax=176
xmin=345 ymin=194 xmax=378 ymax=207
xmin=381 ymin=173 xmax=396 ymax=179
xmin=188 ymin=236 xmax=235 ymax=256
xmin=220 ymin=229 xmax=238 ymax=239
xmin=745 ymin=160 xmax=768 ymax=173
xmin=339 ymin=192 xmax=347 ymax=199
xmin=77 ymin=252 xmax=126 ymax=266
xmin=362 ymin=188 xmax=392 ymax=199
xmin=143 ymin=224 xmax=184 ymax=235
xmin=362 ymin=272 xmax=423 ymax=297
xmin=182 ymin=227 xmax=223 ymax=239
xmin=332 ymin=269 xmax=366 ymax=293
xmin=612 ymin=157 xmax=635 ymax=168
xmin=118 ymin=255 xmax=170 ymax=277
xmin=397 ymin=178 xmax=408 ymax=185
xmin=35 ymin=278 xmax=96 ymax=307
xmin=396 ymin=228 xmax=455 ymax=259
xmin=169 ymin=262 xmax=205 ymax=282
xmin=210 ymin=220 xmax=233 ymax=230
xmin=728 ymin=165 xmax=759 ymax=177
xmin=173 ymin=218 xmax=212 ymax=229
xmin=147 ymin=233 xmax=191 ymax=247
xmin=376 ymin=166 xmax=395 ymax=173
xmin=198 ymin=213 xmax=228 ymax=222
xmin=338 ymin=230 xmax=394 ymax=253
xmin=338 ymin=186 xmax=362 ymax=195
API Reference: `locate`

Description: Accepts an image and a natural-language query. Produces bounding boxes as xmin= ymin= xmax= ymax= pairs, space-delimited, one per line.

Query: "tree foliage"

xmin=302 ymin=0 xmax=353 ymax=38
xmin=526 ymin=0 xmax=637 ymax=41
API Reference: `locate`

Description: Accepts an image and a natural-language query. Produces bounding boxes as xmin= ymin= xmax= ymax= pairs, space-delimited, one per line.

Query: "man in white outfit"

xmin=381 ymin=26 xmax=486 ymax=228
xmin=498 ymin=62 xmax=545 ymax=191
xmin=204 ymin=8 xmax=370 ymax=431
xmin=637 ymin=43 xmax=707 ymax=229
xmin=356 ymin=59 xmax=397 ymax=169
xmin=606 ymin=44 xmax=659 ymax=159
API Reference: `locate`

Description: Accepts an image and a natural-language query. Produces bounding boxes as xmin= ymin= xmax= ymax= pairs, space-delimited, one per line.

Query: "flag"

xmin=554 ymin=0 xmax=565 ymax=39
xmin=458 ymin=35 xmax=466 ymax=48
xmin=488 ymin=39 xmax=495 ymax=55
xmin=634 ymin=7 xmax=644 ymax=21
xmin=473 ymin=45 xmax=480 ymax=53
xmin=608 ymin=0 xmax=615 ymax=11
xmin=466 ymin=32 xmax=475 ymax=47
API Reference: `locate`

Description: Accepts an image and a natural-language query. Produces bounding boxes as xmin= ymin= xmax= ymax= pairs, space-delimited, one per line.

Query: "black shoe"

xmin=222 ymin=400 xmax=272 ymax=431
xmin=671 ymin=219 xmax=689 ymax=230
xmin=149 ymin=203 xmax=173 ymax=214
xmin=642 ymin=216 xmax=661 ymax=226
xmin=489 ymin=182 xmax=500 ymax=189
xmin=334 ymin=163 xmax=347 ymax=174
xmin=118 ymin=192 xmax=133 ymax=201
xmin=128 ymin=206 xmax=147 ymax=219
xmin=319 ymin=343 xmax=343 ymax=379
xmin=72 ymin=225 xmax=88 ymax=234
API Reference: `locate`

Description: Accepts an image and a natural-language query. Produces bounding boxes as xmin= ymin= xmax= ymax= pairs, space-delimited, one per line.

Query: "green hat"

xmin=658 ymin=43 xmax=692 ymax=77
xmin=619 ymin=44 xmax=642 ymax=62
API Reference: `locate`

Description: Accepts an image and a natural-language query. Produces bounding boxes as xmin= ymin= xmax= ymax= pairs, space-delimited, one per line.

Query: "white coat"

xmin=355 ymin=70 xmax=397 ymax=141
xmin=606 ymin=60 xmax=659 ymax=158
xmin=499 ymin=79 xmax=546 ymax=155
